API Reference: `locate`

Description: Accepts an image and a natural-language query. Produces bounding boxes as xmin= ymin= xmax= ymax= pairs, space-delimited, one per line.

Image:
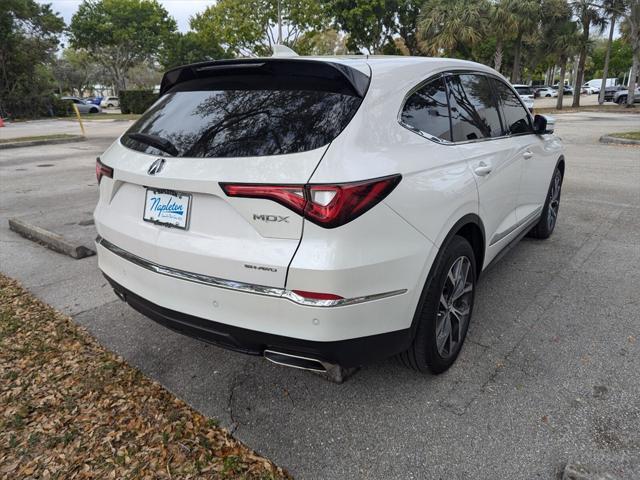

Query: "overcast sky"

xmin=38 ymin=0 xmax=217 ymax=32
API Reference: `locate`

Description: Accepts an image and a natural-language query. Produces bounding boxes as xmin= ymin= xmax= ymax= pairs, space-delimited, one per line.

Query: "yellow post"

xmin=72 ymin=103 xmax=86 ymax=137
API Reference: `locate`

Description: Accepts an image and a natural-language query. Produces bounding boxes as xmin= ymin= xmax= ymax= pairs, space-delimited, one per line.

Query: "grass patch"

xmin=0 ymin=274 xmax=290 ymax=479
xmin=534 ymin=104 xmax=639 ymax=115
xmin=0 ymin=133 xmax=78 ymax=144
xmin=607 ymin=131 xmax=640 ymax=140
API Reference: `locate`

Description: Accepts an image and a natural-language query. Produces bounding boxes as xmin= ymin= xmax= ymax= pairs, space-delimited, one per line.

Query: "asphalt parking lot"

xmin=1 ymin=112 xmax=639 ymax=479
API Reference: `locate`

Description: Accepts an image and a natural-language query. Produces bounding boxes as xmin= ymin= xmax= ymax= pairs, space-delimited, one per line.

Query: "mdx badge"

xmin=147 ymin=158 xmax=165 ymax=175
xmin=253 ymin=214 xmax=289 ymax=223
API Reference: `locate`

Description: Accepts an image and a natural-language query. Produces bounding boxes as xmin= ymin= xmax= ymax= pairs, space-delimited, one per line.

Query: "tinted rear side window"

xmin=446 ymin=74 xmax=503 ymax=142
xmin=400 ymin=77 xmax=451 ymax=142
xmin=491 ymin=79 xmax=533 ymax=135
xmin=121 ymin=89 xmax=361 ymax=158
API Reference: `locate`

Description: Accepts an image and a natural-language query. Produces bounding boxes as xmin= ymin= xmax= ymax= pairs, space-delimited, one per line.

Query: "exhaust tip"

xmin=264 ymin=350 xmax=327 ymax=372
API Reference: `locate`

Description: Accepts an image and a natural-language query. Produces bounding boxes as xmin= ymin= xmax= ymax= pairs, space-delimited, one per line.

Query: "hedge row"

xmin=120 ymin=90 xmax=157 ymax=114
xmin=50 ymin=97 xmax=75 ymax=117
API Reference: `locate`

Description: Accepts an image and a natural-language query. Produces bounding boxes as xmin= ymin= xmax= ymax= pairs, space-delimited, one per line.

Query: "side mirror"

xmin=533 ymin=114 xmax=554 ymax=134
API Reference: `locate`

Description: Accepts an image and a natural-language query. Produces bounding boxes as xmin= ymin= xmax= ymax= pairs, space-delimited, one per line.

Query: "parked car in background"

xmin=581 ymin=84 xmax=599 ymax=95
xmin=94 ymin=56 xmax=564 ymax=375
xmin=613 ymin=88 xmax=640 ymax=105
xmin=61 ymin=96 xmax=101 ymax=114
xmin=512 ymin=84 xmax=535 ymax=111
xmin=536 ymin=87 xmax=558 ymax=98
xmin=84 ymin=96 xmax=103 ymax=105
xmin=553 ymin=85 xmax=573 ymax=96
xmin=101 ymin=96 xmax=119 ymax=108
xmin=603 ymin=85 xmax=624 ymax=102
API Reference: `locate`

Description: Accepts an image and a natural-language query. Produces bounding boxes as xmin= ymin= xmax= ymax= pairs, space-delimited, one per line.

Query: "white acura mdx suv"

xmin=94 ymin=56 xmax=564 ymax=375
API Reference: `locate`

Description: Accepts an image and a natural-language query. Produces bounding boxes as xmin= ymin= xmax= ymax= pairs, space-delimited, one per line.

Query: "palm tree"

xmin=570 ymin=0 xmax=607 ymax=107
xmin=418 ymin=0 xmax=490 ymax=57
xmin=617 ymin=0 xmax=639 ymax=107
xmin=598 ymin=0 xmax=626 ymax=104
xmin=507 ymin=0 xmax=541 ymax=83
xmin=540 ymin=0 xmax=578 ymax=109
xmin=490 ymin=0 xmax=518 ymax=73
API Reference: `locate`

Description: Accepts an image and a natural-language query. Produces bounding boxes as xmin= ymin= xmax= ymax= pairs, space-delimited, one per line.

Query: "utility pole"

xmin=277 ymin=0 xmax=282 ymax=44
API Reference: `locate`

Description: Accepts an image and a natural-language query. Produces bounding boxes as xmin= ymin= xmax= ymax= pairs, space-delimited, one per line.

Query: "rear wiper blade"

xmin=126 ymin=132 xmax=178 ymax=157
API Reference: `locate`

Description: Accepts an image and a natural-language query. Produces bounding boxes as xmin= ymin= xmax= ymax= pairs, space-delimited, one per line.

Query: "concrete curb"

xmin=8 ymin=218 xmax=95 ymax=259
xmin=0 ymin=135 xmax=86 ymax=150
xmin=599 ymin=135 xmax=640 ymax=145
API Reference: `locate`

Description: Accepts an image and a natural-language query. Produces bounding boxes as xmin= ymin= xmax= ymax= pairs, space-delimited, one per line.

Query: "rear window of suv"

xmin=120 ymin=88 xmax=362 ymax=158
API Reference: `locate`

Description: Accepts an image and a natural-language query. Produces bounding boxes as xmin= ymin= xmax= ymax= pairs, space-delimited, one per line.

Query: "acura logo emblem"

xmin=148 ymin=158 xmax=165 ymax=175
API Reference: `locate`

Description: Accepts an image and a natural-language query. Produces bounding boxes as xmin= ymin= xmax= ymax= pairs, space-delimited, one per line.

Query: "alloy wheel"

xmin=548 ymin=171 xmax=561 ymax=231
xmin=435 ymin=256 xmax=473 ymax=359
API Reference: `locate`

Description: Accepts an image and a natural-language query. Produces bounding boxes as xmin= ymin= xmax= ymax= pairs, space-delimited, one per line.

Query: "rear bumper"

xmin=96 ymin=237 xmax=420 ymax=366
xmin=105 ymin=275 xmax=410 ymax=367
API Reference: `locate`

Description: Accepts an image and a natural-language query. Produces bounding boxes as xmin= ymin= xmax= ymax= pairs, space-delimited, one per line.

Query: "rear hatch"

xmin=96 ymin=59 xmax=370 ymax=288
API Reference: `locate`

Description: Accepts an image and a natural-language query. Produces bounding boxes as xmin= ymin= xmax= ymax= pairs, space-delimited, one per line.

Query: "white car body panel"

xmin=94 ymin=55 xmax=564 ymax=368
xmin=97 ymin=242 xmax=414 ymax=341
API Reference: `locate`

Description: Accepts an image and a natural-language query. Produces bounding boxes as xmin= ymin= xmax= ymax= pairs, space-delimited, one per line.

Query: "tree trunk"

xmin=572 ymin=17 xmax=590 ymax=108
xmin=627 ymin=6 xmax=639 ymax=107
xmin=627 ymin=52 xmax=638 ymax=107
xmin=511 ymin=33 xmax=522 ymax=83
xmin=556 ymin=58 xmax=566 ymax=110
xmin=494 ymin=39 xmax=503 ymax=73
xmin=598 ymin=15 xmax=616 ymax=105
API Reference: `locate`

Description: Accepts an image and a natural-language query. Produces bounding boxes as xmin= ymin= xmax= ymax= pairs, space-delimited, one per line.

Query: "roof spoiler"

xmin=159 ymin=58 xmax=370 ymax=98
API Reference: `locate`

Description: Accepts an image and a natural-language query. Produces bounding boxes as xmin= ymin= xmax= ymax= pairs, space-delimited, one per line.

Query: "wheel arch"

xmin=556 ymin=155 xmax=565 ymax=178
xmin=442 ymin=214 xmax=486 ymax=280
xmin=405 ymin=213 xmax=485 ymax=344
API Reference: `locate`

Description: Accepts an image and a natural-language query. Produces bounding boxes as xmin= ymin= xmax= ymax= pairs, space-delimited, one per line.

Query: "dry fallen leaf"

xmin=0 ymin=274 xmax=291 ymax=480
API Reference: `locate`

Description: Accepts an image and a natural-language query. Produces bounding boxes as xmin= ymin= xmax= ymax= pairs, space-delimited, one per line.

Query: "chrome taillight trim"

xmin=95 ymin=236 xmax=407 ymax=308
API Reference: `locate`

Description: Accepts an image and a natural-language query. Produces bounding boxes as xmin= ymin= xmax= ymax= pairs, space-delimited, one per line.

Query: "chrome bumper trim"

xmin=95 ymin=236 xmax=407 ymax=308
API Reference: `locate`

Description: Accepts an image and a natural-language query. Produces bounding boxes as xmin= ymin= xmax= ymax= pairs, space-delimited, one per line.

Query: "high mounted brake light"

xmin=220 ymin=175 xmax=401 ymax=229
xmin=96 ymin=157 xmax=113 ymax=184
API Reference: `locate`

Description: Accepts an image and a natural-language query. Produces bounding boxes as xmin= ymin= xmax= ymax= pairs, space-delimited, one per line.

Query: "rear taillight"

xmin=220 ymin=174 xmax=401 ymax=228
xmin=96 ymin=157 xmax=113 ymax=184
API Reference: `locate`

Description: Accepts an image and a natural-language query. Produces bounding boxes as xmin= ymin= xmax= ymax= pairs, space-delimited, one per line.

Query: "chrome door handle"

xmin=474 ymin=162 xmax=492 ymax=176
xmin=523 ymin=150 xmax=533 ymax=159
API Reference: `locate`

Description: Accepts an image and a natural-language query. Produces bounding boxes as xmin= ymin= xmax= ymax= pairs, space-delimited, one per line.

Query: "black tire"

xmin=617 ymin=96 xmax=627 ymax=105
xmin=528 ymin=166 xmax=563 ymax=239
xmin=398 ymin=236 xmax=476 ymax=374
xmin=545 ymin=94 xmax=551 ymax=97
xmin=90 ymin=107 xmax=99 ymax=113
xmin=107 ymin=103 xmax=114 ymax=108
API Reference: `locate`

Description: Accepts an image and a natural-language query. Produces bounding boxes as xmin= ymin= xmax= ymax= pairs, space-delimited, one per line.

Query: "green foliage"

xmin=418 ymin=0 xmax=490 ymax=58
xmin=69 ymin=0 xmax=177 ymax=91
xmin=325 ymin=0 xmax=398 ymax=54
xmin=191 ymin=0 xmax=327 ymax=57
xmin=295 ymin=29 xmax=348 ymax=55
xmin=125 ymin=62 xmax=162 ymax=89
xmin=0 ymin=0 xmax=65 ymax=118
xmin=159 ymin=31 xmax=230 ymax=70
xmin=52 ymin=49 xmax=103 ymax=96
xmin=50 ymin=97 xmax=75 ymax=117
xmin=119 ymin=90 xmax=157 ymax=114
xmin=590 ymin=38 xmax=634 ymax=78
xmin=396 ymin=1 xmax=422 ymax=55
